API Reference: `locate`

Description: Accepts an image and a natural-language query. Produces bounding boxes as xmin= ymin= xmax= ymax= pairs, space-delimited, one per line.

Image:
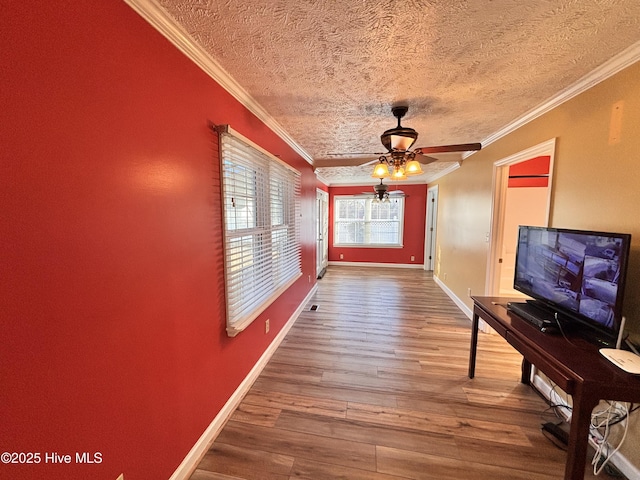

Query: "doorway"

xmin=424 ymin=185 xmax=438 ymax=271
xmin=487 ymin=139 xmax=556 ymax=296
xmin=316 ymin=189 xmax=329 ymax=278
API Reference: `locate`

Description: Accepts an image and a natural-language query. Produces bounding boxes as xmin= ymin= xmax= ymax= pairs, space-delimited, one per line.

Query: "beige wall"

xmin=435 ymin=60 xmax=640 ymax=332
xmin=433 ymin=60 xmax=640 ymax=473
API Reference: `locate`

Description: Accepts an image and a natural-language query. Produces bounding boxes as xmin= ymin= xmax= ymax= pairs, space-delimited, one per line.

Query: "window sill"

xmin=334 ymin=244 xmax=404 ymax=249
xmin=225 ymin=272 xmax=302 ymax=337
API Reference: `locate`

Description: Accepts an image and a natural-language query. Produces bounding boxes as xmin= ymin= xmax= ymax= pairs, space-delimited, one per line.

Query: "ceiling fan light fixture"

xmin=371 ymin=162 xmax=390 ymax=178
xmin=381 ymin=128 xmax=418 ymax=152
xmin=405 ymin=159 xmax=423 ymax=175
xmin=391 ymin=165 xmax=407 ymax=181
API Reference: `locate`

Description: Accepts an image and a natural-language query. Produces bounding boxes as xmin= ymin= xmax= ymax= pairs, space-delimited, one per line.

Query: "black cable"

xmin=554 ymin=312 xmax=582 ymax=348
xmin=540 ymin=403 xmax=572 ymax=422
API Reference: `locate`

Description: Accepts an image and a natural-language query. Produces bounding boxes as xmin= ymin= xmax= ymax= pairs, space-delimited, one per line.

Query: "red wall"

xmin=328 ymin=184 xmax=428 ymax=264
xmin=508 ymin=155 xmax=551 ymax=187
xmin=0 ymin=2 xmax=315 ymax=479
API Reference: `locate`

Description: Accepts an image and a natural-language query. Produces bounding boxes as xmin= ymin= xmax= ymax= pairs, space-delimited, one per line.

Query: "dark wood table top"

xmin=472 ymin=296 xmax=640 ymax=400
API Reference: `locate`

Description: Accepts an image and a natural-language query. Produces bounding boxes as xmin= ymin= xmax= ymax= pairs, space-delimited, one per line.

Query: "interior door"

xmin=316 ymin=189 xmax=329 ymax=277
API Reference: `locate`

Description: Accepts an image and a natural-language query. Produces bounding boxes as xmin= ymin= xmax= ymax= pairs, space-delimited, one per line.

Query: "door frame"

xmin=316 ymin=188 xmax=329 ymax=278
xmin=485 ymin=138 xmax=556 ymax=295
xmin=424 ymin=184 xmax=439 ymax=271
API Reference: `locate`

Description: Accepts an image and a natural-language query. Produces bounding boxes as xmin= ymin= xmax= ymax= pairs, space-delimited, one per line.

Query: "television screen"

xmin=514 ymin=226 xmax=631 ymax=341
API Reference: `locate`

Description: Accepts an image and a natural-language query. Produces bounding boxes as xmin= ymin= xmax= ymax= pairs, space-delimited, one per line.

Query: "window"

xmin=219 ymin=126 xmax=301 ymax=336
xmin=334 ymin=196 xmax=404 ymax=246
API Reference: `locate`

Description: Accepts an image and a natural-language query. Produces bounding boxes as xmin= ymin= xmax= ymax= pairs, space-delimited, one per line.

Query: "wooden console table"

xmin=468 ymin=296 xmax=640 ymax=480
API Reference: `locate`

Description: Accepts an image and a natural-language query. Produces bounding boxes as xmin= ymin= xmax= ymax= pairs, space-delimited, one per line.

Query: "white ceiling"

xmin=142 ymin=0 xmax=640 ymax=184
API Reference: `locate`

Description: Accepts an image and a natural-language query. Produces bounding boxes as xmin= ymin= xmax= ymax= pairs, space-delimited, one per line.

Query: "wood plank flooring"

xmin=190 ymin=266 xmax=619 ymax=480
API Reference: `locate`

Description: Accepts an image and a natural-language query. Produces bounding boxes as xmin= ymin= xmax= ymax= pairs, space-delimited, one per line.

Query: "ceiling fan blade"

xmin=414 ymin=152 xmax=439 ymax=165
xmin=359 ymin=158 xmax=381 ymax=167
xmin=325 ymin=152 xmax=386 ymax=156
xmin=414 ymin=142 xmax=482 ymax=154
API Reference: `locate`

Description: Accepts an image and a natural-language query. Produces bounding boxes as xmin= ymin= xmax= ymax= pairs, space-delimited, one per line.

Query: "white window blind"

xmin=334 ymin=196 xmax=404 ymax=246
xmin=219 ymin=127 xmax=301 ymax=336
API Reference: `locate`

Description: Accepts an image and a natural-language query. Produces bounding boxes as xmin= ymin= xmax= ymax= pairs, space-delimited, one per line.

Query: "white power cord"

xmin=590 ymin=401 xmax=630 ymax=476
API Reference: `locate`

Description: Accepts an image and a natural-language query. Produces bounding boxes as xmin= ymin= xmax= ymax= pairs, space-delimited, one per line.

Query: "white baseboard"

xmin=433 ymin=275 xmax=473 ymax=319
xmin=432 ymin=276 xmax=492 ymax=332
xmin=169 ymin=284 xmax=318 ymax=480
xmin=328 ymin=261 xmax=424 ymax=269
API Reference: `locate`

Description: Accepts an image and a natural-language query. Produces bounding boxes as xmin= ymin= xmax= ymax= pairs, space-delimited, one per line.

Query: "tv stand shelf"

xmin=468 ymin=296 xmax=640 ymax=480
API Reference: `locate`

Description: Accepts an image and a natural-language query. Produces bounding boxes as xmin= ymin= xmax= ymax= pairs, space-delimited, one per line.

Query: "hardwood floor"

xmin=190 ymin=266 xmax=618 ymax=480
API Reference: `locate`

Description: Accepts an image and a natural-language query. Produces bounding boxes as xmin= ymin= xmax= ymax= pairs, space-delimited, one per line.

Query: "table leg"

xmin=468 ymin=312 xmax=479 ymax=379
xmin=521 ymin=358 xmax=532 ymax=385
xmin=564 ymin=389 xmax=598 ymax=480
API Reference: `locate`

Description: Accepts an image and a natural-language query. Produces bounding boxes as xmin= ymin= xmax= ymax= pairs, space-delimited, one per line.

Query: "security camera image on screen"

xmin=515 ymin=229 xmax=626 ymax=329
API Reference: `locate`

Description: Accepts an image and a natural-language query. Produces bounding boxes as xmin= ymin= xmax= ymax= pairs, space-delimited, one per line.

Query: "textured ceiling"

xmin=156 ymin=0 xmax=640 ymax=184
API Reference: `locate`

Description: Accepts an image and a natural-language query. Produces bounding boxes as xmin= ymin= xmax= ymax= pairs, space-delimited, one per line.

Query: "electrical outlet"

xmin=339 ymin=253 xmax=344 ymax=259
xmin=265 ymin=319 xmax=270 ymax=334
xmin=467 ymin=288 xmax=472 ymax=297
xmin=411 ymin=255 xmax=415 ymax=261
xmin=308 ymin=274 xmax=311 ymax=283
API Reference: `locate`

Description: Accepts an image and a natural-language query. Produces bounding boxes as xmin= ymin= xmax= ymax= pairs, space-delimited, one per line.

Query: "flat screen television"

xmin=513 ymin=225 xmax=631 ymax=345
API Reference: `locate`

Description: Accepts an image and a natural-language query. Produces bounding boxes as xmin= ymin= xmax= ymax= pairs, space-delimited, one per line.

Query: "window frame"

xmin=333 ymin=195 xmax=405 ymax=248
xmin=218 ymin=125 xmax=302 ymax=337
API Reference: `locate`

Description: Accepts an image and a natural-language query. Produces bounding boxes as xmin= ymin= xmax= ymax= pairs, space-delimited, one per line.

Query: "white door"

xmin=316 ymin=189 xmax=329 ymax=277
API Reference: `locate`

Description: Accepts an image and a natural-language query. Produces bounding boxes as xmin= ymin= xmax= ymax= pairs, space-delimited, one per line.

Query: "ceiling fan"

xmin=365 ymin=179 xmax=405 ymax=202
xmin=355 ymin=179 xmax=409 ymax=203
xmin=330 ymin=106 xmax=482 ymax=180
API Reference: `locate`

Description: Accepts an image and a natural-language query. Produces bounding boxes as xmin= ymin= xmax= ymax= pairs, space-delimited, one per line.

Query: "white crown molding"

xmin=327 ymin=178 xmax=428 ymax=187
xmin=481 ymin=40 xmax=640 ymax=149
xmin=315 ymin=171 xmax=330 ymax=186
xmin=321 ymin=164 xmax=458 ymax=186
xmin=124 ymin=0 xmax=314 ymax=165
xmin=320 ymin=163 xmax=462 ymax=186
